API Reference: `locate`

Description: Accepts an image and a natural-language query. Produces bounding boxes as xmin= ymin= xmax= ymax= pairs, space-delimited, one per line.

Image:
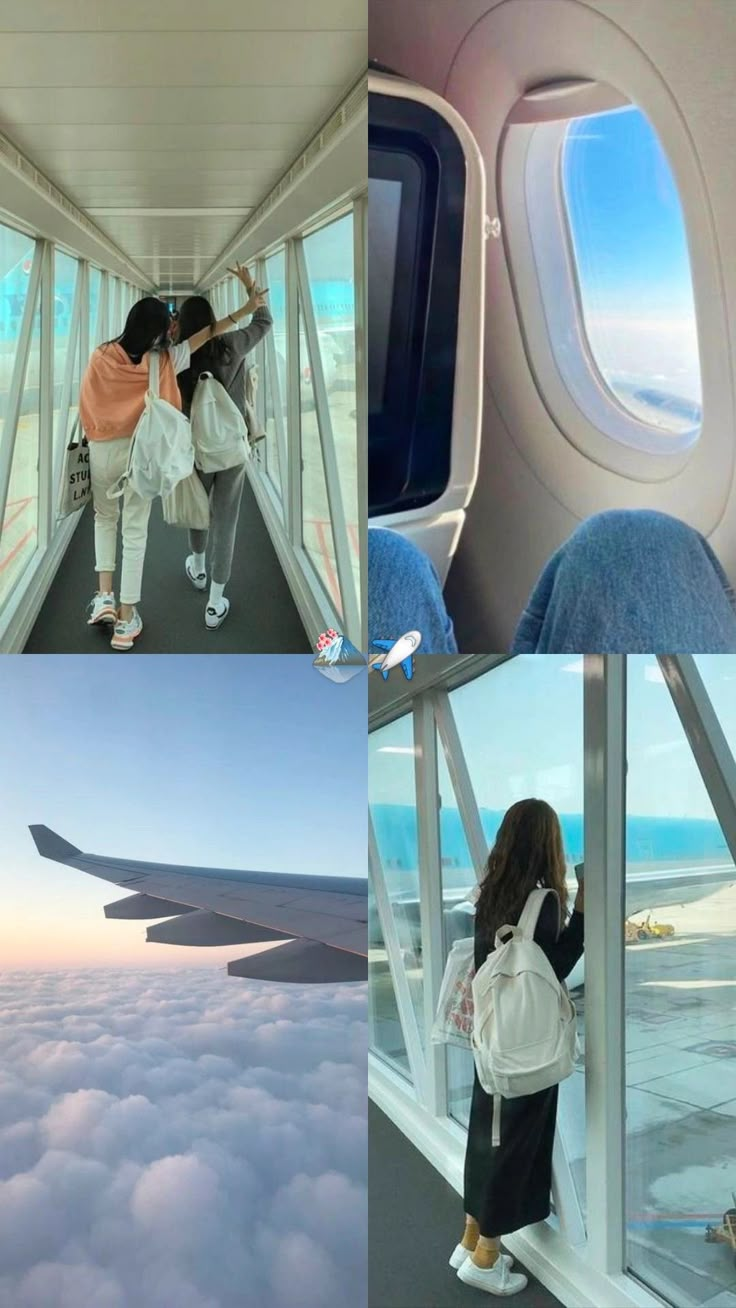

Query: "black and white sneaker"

xmin=185 ymin=555 xmax=207 ymax=591
xmin=205 ymin=598 xmax=230 ymax=630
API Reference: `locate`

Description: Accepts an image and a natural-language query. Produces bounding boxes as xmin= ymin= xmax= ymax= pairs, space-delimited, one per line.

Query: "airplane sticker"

xmin=369 ymin=631 xmax=422 ymax=681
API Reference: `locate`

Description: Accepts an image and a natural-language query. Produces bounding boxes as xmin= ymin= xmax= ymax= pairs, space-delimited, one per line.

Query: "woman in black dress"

xmin=454 ymin=798 xmax=584 ymax=1297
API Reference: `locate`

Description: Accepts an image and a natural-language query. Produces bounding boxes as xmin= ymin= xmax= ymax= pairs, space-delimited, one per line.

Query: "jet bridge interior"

xmin=369 ymin=653 xmax=736 ymax=1308
xmin=0 ymin=2 xmax=367 ymax=653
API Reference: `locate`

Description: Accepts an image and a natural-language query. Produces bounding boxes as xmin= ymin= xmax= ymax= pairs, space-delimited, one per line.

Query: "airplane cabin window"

xmin=368 ymin=93 xmax=466 ymax=515
xmin=505 ymin=95 xmax=703 ymax=458
xmin=562 ymin=107 xmax=701 ymax=442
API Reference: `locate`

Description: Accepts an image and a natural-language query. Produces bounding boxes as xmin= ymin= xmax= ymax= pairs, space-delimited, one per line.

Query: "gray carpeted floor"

xmin=369 ymin=1102 xmax=562 ymax=1308
xmin=24 ymin=477 xmax=310 ymax=653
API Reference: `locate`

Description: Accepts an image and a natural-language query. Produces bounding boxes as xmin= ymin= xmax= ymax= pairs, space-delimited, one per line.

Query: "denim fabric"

xmin=512 ymin=510 xmax=736 ymax=654
xmin=368 ymin=527 xmax=458 ymax=653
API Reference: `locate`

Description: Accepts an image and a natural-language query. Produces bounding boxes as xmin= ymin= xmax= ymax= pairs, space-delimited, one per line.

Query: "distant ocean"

xmin=371 ymin=804 xmax=729 ymax=873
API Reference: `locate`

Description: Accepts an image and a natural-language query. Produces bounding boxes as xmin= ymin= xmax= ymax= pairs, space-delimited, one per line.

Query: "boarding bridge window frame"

xmin=208 ymin=194 xmax=364 ymax=650
xmin=0 ymin=213 xmax=148 ymax=650
xmin=368 ymin=653 xmax=736 ymax=1308
xmin=499 ymin=82 xmax=716 ymax=482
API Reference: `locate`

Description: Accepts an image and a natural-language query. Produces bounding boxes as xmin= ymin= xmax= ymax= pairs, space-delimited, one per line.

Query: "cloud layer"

xmin=0 ymin=969 xmax=367 ymax=1308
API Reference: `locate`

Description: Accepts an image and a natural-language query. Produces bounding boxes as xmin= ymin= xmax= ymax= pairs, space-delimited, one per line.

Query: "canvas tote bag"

xmin=58 ymin=415 xmax=91 ymax=517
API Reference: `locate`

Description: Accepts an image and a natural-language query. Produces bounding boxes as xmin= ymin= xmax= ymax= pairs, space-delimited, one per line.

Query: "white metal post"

xmin=52 ymin=257 xmax=83 ymax=499
xmin=37 ymin=241 xmax=54 ymax=552
xmin=583 ymin=654 xmax=626 ymax=1275
xmin=413 ymin=693 xmax=448 ymax=1117
xmin=285 ymin=239 xmax=301 ymax=550
xmin=659 ymin=656 xmax=736 ymax=858
xmin=353 ymin=192 xmax=367 ymax=650
xmin=433 ymin=689 xmax=489 ymax=881
xmin=369 ymin=811 xmax=428 ymax=1101
xmin=0 ymin=241 xmax=44 ymax=529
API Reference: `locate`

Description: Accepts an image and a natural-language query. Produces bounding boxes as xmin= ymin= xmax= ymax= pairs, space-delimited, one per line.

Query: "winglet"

xmin=28 ymin=825 xmax=81 ymax=864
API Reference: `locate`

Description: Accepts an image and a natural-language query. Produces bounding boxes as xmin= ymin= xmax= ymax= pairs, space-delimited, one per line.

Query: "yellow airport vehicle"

xmin=625 ymin=914 xmax=675 ymax=943
xmin=705 ymin=1199 xmax=736 ymax=1266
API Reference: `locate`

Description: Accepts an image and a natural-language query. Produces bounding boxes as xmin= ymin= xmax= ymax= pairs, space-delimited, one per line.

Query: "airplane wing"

xmin=399 ymin=656 xmax=414 ymax=681
xmin=29 ymin=825 xmax=367 ymax=983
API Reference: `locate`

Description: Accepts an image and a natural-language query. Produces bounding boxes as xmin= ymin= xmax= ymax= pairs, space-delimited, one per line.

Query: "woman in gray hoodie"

xmin=176 ymin=263 xmax=273 ymax=629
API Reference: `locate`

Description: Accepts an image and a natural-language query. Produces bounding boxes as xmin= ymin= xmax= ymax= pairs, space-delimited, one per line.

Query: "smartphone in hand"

xmin=574 ymin=862 xmax=584 ymax=883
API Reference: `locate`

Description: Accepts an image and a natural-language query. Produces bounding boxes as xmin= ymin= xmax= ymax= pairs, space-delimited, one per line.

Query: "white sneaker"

xmin=87 ymin=591 xmax=117 ymax=625
xmin=205 ymin=598 xmax=230 ymax=630
xmin=185 ymin=555 xmax=207 ymax=591
xmin=110 ymin=609 xmax=143 ymax=651
xmin=458 ymin=1254 xmax=528 ymax=1296
xmin=449 ymin=1244 xmax=513 ymax=1272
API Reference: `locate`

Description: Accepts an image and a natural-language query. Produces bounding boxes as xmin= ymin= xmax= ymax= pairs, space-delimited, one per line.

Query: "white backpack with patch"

xmin=107 ymin=351 xmax=193 ymax=502
xmin=471 ymin=887 xmax=578 ymax=1145
xmin=191 ymin=372 xmax=249 ymax=473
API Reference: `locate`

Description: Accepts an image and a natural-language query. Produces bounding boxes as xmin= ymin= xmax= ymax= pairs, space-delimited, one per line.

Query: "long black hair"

xmin=475 ymin=799 xmax=569 ymax=945
xmin=176 ymin=295 xmax=233 ymax=413
xmin=104 ymin=297 xmax=171 ymax=364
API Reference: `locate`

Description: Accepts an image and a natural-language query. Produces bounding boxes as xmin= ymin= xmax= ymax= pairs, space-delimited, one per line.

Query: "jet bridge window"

xmin=503 ymin=93 xmax=703 ymax=457
xmin=368 ymin=93 xmax=466 ymax=515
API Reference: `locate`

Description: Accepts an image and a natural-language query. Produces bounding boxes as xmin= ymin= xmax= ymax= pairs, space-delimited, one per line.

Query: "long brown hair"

xmin=475 ymin=798 xmax=568 ymax=943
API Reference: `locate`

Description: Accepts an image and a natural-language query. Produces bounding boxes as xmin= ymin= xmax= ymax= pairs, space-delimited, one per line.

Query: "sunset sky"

xmin=0 ymin=655 xmax=367 ymax=970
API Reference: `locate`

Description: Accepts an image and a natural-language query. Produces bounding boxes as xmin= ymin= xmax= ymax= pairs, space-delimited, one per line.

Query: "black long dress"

xmin=463 ymin=893 xmax=584 ymax=1237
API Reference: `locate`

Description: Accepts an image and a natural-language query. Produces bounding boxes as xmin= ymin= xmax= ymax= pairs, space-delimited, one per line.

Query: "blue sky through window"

xmin=562 ymin=106 xmax=701 ymax=430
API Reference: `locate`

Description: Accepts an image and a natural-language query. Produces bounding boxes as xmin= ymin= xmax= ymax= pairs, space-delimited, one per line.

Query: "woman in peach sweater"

xmin=79 ymin=265 xmax=265 ymax=650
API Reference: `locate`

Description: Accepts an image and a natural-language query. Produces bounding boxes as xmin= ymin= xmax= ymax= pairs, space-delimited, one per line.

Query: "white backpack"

xmin=191 ymin=372 xmax=249 ymax=473
xmin=471 ymin=888 xmax=578 ymax=1146
xmin=107 ymin=352 xmax=193 ymax=502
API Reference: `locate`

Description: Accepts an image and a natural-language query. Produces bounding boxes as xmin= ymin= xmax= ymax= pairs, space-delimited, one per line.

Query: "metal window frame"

xmin=52 ymin=253 xmax=83 ymax=503
xmin=583 ymin=654 xmax=626 ymax=1274
xmin=295 ymin=236 xmax=359 ymax=640
xmin=0 ymin=239 xmax=44 ymax=529
xmin=659 ymin=655 xmax=736 ymax=864
xmin=285 ymin=239 xmax=302 ymax=551
xmin=354 ymin=190 xmax=368 ymax=651
xmin=226 ymin=201 xmax=364 ymax=648
xmin=37 ymin=240 xmax=54 ymax=555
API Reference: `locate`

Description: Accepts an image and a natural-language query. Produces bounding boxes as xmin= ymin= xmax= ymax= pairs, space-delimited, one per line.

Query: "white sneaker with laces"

xmin=457 ymin=1253 xmax=528 ymax=1296
xmin=87 ymin=591 xmax=117 ymax=625
xmin=205 ymin=597 xmax=230 ymax=630
xmin=111 ymin=609 xmax=143 ymax=651
xmin=449 ymin=1245 xmax=513 ymax=1272
xmin=185 ymin=555 xmax=207 ymax=591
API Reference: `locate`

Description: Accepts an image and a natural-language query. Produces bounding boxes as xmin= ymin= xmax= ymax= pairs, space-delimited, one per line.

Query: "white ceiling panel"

xmin=0 ymin=1 xmax=366 ymax=287
xmin=0 ymin=1 xmax=365 ymax=32
xmin=0 ymin=33 xmax=361 ymax=87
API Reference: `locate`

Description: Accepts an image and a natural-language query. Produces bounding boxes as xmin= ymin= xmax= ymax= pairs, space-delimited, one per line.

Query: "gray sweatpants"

xmin=188 ymin=464 xmax=246 ymax=586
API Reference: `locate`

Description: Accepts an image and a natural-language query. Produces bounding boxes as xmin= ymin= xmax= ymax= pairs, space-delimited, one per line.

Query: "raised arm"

xmin=186 ymin=264 xmax=269 ymax=354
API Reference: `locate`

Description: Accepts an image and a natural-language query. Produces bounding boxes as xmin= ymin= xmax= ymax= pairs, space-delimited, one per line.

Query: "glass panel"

xmin=0 ymin=223 xmax=35 ymax=450
xmin=52 ymin=249 xmax=79 ymax=457
xmin=369 ymin=870 xmax=411 ymax=1081
xmin=303 ymin=214 xmax=359 ymax=613
xmin=110 ymin=278 xmax=122 ymax=338
xmin=436 ymin=739 xmax=477 ymax=1128
xmin=264 ymin=248 xmax=286 ymax=504
xmin=88 ymin=266 xmax=102 ymax=347
xmin=368 ymin=715 xmax=425 ymax=1051
xmin=0 ymin=293 xmax=41 ymax=610
xmin=625 ymin=656 xmax=736 ymax=1306
xmin=446 ymin=657 xmax=586 ymax=1217
xmin=300 ymin=300 xmax=341 ymax=616
xmin=562 ymin=106 xmax=701 ymax=440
